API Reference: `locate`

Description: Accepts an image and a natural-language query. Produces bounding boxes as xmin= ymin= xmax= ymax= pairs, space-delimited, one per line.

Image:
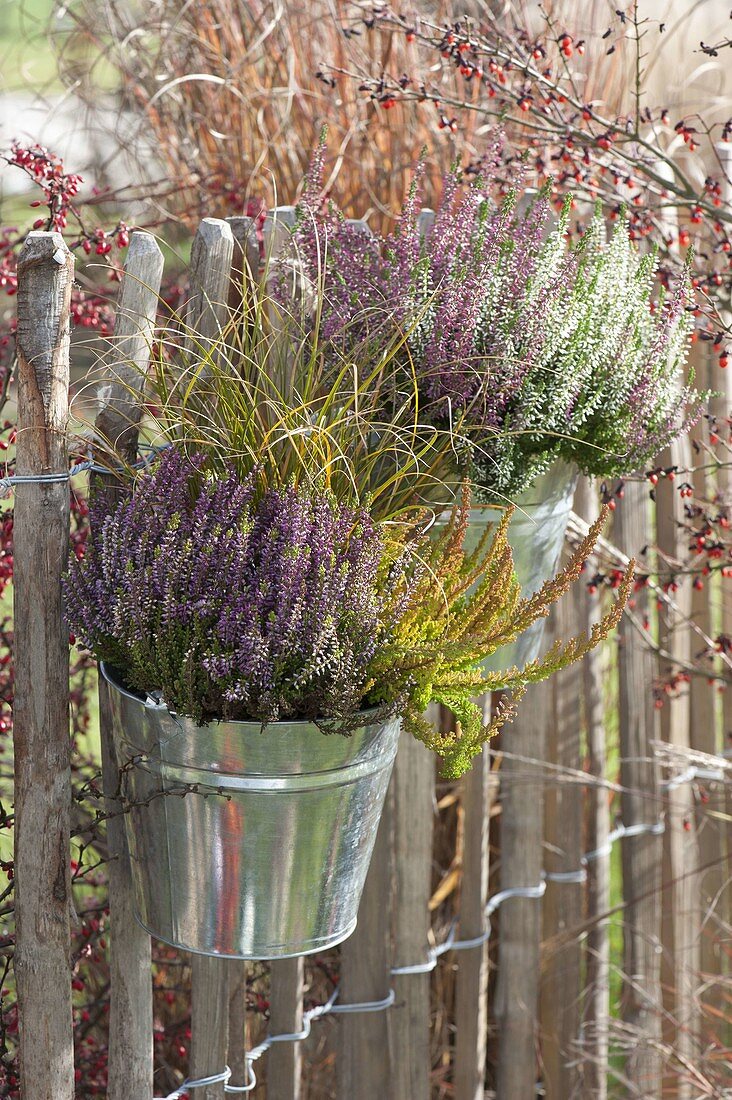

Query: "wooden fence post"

xmin=657 ymin=436 xmax=700 ymax=1096
xmin=453 ymin=698 xmax=493 ymax=1100
xmin=541 ymin=589 xmax=584 ymax=1100
xmin=337 ymin=785 xmax=394 ymax=1098
xmin=186 ymin=218 xmax=236 ymax=357
xmin=94 ymin=229 xmax=164 ymax=1100
xmin=222 ymin=213 xmax=258 ymax=1094
xmin=191 ymin=954 xmax=231 ymax=1100
xmin=614 ymin=481 xmax=664 ymax=1096
xmin=13 ymin=230 xmax=75 ymax=1100
xmin=494 ymin=678 xmax=551 ymax=1099
xmin=389 ymin=713 xmax=436 ymax=1100
xmin=267 ymin=959 xmax=304 ymax=1099
xmin=712 ymin=141 xmax=732 ymax=1054
xmin=575 ymin=478 xmax=610 ymax=1100
xmin=185 ymin=218 xmax=235 ymax=1099
xmin=256 ymin=205 xmax=308 ymax=1100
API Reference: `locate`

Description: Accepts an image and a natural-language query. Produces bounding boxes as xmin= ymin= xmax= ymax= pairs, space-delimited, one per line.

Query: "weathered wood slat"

xmin=575 ymin=478 xmax=610 ymax=1100
xmin=453 ymin=698 xmax=493 ymax=1100
xmin=541 ymin=591 xmax=583 ymax=1100
xmin=690 ymin=350 xmax=727 ymax=1018
xmin=185 ymin=218 xmax=235 ymax=379
xmin=95 ymin=230 xmax=165 ymax=462
xmin=185 ymin=217 xmax=238 ymax=1097
xmin=222 ymin=214 xmax=263 ymax=1082
xmin=267 ymin=958 xmax=304 ymax=1099
xmin=657 ymin=438 xmax=700 ymax=1096
xmin=390 ymin=714 xmax=436 ymax=1100
xmin=190 ymin=954 xmax=230 ymax=1100
xmin=337 ymin=784 xmax=394 ymax=1098
xmin=494 ymin=679 xmax=550 ymax=1099
xmin=711 ymin=142 xmax=732 ymax=1039
xmin=262 ymin=206 xmax=296 ymax=278
xmin=615 ymin=481 xmax=664 ymax=1095
xmin=227 ymin=215 xmax=260 ymax=302
xmin=94 ymin=229 xmax=164 ymax=1100
xmin=227 ymin=962 xmax=249 ymax=1090
xmin=13 ymin=231 xmax=75 ymax=1100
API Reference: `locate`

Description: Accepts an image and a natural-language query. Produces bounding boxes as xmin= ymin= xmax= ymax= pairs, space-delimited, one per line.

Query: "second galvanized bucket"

xmin=102 ymin=664 xmax=400 ymax=959
xmin=466 ymin=462 xmax=578 ymax=672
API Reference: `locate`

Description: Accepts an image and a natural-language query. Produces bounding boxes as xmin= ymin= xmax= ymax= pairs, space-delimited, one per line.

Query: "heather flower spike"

xmin=65 ymin=450 xmax=632 ymax=777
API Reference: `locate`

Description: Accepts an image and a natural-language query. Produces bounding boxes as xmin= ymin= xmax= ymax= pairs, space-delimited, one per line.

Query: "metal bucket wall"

xmin=102 ymin=665 xmax=400 ymax=959
xmin=467 ymin=463 xmax=578 ymax=672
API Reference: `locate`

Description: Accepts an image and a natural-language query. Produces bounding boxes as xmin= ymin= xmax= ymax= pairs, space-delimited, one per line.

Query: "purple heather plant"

xmin=284 ymin=141 xmax=701 ymax=498
xmin=64 ymin=448 xmax=411 ymax=726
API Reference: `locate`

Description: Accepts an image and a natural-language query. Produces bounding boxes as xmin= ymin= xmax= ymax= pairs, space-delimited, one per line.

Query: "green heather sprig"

xmin=370 ymin=485 xmax=633 ymax=776
xmin=65 ymin=450 xmax=632 ymax=776
xmin=283 ymin=144 xmax=703 ymax=498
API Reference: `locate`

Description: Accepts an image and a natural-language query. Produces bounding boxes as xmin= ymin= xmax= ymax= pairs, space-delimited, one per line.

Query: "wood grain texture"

xmin=494 ymin=678 xmax=550 ymax=1100
xmin=575 ymin=479 xmax=610 ymax=1100
xmin=689 ymin=350 xmax=727 ymax=1019
xmin=226 ymin=962 xmax=249 ymax=1090
xmin=94 ymin=230 xmax=164 ymax=465
xmin=541 ymin=593 xmax=583 ymax=1100
xmin=191 ymin=954 xmax=230 ymax=1100
xmin=267 ymin=958 xmax=304 ymax=1099
xmin=615 ymin=481 xmax=664 ymax=1096
xmin=453 ymin=697 xmax=493 ymax=1100
xmin=226 ymin=214 xmax=260 ymax=342
xmin=186 ymin=217 xmax=238 ymax=1096
xmin=711 ymin=143 xmax=732 ymax=1049
xmin=99 ymin=681 xmax=154 ymax=1099
xmin=337 ymin=783 xmax=394 ymax=1099
xmin=389 ymin=717 xmax=436 ymax=1100
xmin=93 ymin=230 xmax=163 ymax=1100
xmin=185 ymin=218 xmax=235 ymax=373
xmin=657 ymin=438 xmax=700 ymax=1098
xmin=13 ymin=231 xmax=74 ymax=1100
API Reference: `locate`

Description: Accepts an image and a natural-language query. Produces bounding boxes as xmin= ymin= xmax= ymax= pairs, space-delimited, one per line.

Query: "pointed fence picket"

xmin=13 ymin=231 xmax=75 ymax=1100
xmin=93 ymin=229 xmax=164 ymax=1100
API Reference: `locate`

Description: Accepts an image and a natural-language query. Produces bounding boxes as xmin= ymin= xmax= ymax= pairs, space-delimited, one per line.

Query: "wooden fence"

xmin=11 ymin=175 xmax=732 ymax=1099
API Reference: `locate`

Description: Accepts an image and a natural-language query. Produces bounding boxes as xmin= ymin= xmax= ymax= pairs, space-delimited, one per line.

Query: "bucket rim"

xmin=100 ymin=661 xmax=392 ymax=730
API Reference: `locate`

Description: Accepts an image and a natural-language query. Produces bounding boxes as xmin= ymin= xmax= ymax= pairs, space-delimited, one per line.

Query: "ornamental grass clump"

xmin=98 ymin=255 xmax=465 ymax=522
xmin=64 ymin=447 xmax=632 ymax=776
xmin=284 ymin=143 xmax=702 ymax=497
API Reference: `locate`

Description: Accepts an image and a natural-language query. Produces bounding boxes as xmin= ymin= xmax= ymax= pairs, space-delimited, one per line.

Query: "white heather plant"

xmin=284 ymin=144 xmax=702 ymax=498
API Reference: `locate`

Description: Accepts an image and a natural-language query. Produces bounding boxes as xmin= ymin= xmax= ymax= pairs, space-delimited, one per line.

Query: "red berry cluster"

xmin=6 ymin=142 xmax=82 ymax=232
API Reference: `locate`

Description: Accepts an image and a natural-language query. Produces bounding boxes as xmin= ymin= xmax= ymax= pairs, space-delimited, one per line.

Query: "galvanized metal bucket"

xmin=464 ymin=462 xmax=578 ymax=672
xmin=101 ymin=664 xmax=400 ymax=959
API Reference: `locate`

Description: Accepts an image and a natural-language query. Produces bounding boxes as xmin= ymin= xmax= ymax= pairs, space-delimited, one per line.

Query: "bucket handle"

xmin=99 ymin=662 xmax=169 ymax=712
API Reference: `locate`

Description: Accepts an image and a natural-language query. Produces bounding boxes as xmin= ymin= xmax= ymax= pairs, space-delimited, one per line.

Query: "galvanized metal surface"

xmin=101 ymin=664 xmax=400 ymax=959
xmin=466 ymin=463 xmax=578 ymax=672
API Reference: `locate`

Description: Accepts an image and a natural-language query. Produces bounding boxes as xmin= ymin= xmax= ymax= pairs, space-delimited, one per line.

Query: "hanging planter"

xmin=102 ymin=664 xmax=399 ymax=959
xmin=464 ymin=462 xmax=578 ymax=671
xmin=68 ymin=440 xmax=629 ymax=954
